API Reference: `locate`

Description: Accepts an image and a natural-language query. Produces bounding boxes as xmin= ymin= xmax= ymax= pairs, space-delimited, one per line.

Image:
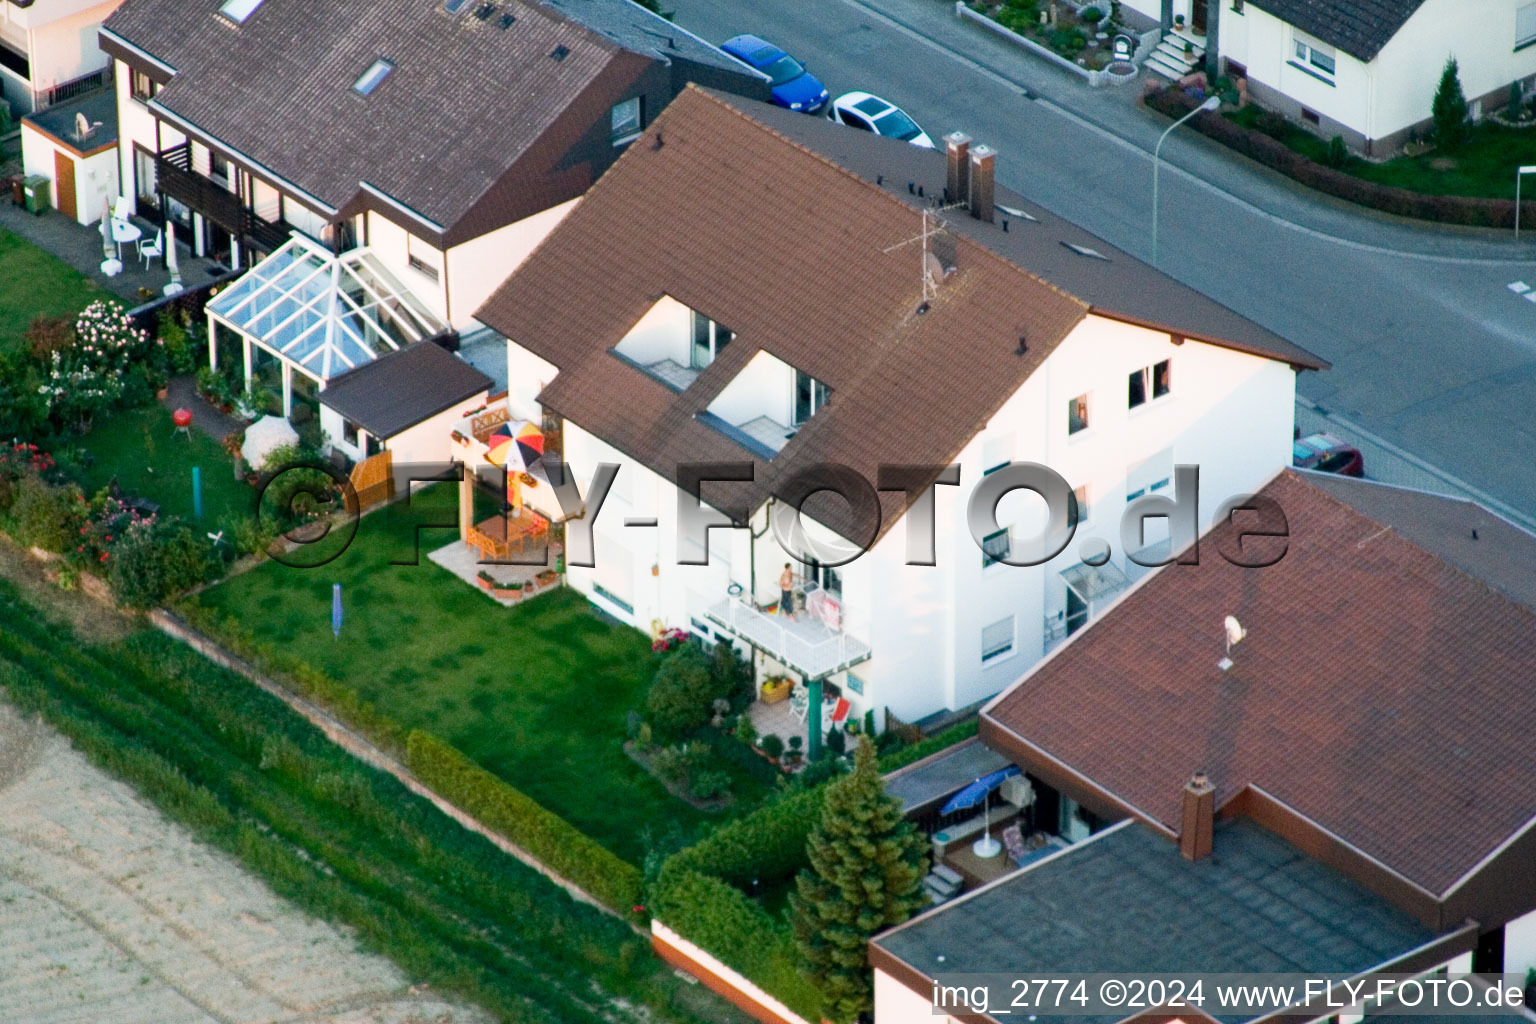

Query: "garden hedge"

xmin=876 ymin=719 xmax=980 ymax=774
xmin=1145 ymin=87 xmax=1536 ymax=228
xmin=405 ymin=730 xmax=645 ymax=915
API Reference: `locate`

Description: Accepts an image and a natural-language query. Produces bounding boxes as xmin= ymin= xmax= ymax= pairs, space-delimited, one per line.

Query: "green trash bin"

xmin=22 ymin=176 xmax=49 ymax=215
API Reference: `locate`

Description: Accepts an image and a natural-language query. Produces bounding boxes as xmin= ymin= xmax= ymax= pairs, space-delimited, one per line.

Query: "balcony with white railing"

xmin=705 ymin=595 xmax=871 ymax=680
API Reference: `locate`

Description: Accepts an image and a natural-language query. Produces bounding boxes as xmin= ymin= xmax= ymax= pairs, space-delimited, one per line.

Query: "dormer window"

xmin=611 ymin=97 xmax=643 ymax=146
xmin=610 ymin=296 xmax=731 ymax=391
xmin=690 ymin=310 xmax=732 ymax=370
xmin=700 ymin=350 xmax=829 ymax=457
xmin=353 ymin=59 xmax=394 ymax=97
xmin=219 ymin=0 xmax=267 ymax=24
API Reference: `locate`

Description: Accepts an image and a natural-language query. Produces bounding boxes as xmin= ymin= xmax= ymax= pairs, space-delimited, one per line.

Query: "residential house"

xmin=871 ymin=470 xmax=1536 ymax=1023
xmin=95 ymin=0 xmax=767 ymax=424
xmin=0 ymin=0 xmax=121 ymax=116
xmin=475 ymin=85 xmax=1327 ymax=730
xmin=1129 ymin=0 xmax=1536 ymax=155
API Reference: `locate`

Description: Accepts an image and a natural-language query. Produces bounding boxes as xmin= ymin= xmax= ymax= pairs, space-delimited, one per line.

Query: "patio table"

xmin=466 ymin=511 xmax=547 ymax=562
xmin=110 ymin=219 xmax=142 ymax=262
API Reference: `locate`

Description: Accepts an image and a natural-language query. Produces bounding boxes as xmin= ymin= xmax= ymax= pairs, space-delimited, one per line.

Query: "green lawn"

xmin=1226 ymin=108 xmax=1536 ymax=199
xmin=193 ymin=484 xmax=768 ymax=863
xmin=0 ymin=227 xmax=109 ymax=356
xmin=65 ymin=404 xmax=251 ymax=535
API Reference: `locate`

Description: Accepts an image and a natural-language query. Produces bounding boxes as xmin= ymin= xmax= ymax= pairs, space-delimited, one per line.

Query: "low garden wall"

xmin=1146 ymin=87 xmax=1536 ymax=228
xmin=955 ymin=2 xmax=1144 ymax=87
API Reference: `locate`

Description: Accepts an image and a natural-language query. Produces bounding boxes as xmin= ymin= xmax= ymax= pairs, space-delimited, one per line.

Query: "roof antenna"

xmin=883 ymin=202 xmax=965 ymax=306
xmin=1218 ymin=615 xmax=1245 ymax=671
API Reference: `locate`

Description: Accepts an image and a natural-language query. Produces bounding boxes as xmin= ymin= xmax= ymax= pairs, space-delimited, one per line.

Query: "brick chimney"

xmin=1179 ymin=772 xmax=1215 ymax=861
xmin=945 ymin=132 xmax=971 ymax=206
xmin=968 ymin=144 xmax=995 ymax=223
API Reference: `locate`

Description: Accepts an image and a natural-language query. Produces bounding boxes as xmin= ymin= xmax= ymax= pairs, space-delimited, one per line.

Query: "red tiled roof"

xmin=983 ymin=470 xmax=1536 ymax=896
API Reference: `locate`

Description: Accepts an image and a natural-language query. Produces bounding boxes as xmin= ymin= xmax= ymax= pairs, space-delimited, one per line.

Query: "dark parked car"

xmin=720 ymin=34 xmax=828 ymax=113
xmin=1293 ymin=432 xmax=1364 ymax=476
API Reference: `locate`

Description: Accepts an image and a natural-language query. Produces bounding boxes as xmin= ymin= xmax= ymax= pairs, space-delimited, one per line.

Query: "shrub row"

xmin=649 ymin=715 xmax=984 ymax=1017
xmin=0 ymin=582 xmax=668 ymax=1024
xmin=405 ymin=730 xmax=645 ymax=915
xmin=1145 ymin=88 xmax=1536 ymax=228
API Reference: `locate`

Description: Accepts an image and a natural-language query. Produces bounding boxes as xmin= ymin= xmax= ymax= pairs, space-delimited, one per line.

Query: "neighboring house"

xmin=19 ymin=90 xmax=118 ymax=225
xmin=1129 ymin=0 xmax=1536 ymax=155
xmin=97 ymin=0 xmax=766 ymax=429
xmin=871 ymin=470 xmax=1536 ymax=1023
xmin=475 ymin=85 xmax=1326 ymax=729
xmin=0 ymin=0 xmax=121 ymax=116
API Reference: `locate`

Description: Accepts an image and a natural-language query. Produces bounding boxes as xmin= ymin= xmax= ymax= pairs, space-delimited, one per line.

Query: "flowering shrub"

xmin=8 ymin=475 xmax=83 ymax=551
xmin=651 ymin=627 xmax=691 ymax=652
xmin=106 ymin=516 xmax=217 ymax=608
xmin=36 ymin=301 xmax=156 ymax=431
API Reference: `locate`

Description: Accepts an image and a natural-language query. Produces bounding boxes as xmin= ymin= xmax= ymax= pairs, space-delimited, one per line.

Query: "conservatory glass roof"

xmin=207 ymin=235 xmax=447 ymax=381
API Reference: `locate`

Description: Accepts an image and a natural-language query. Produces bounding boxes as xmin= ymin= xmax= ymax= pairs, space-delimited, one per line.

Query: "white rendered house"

xmin=1124 ymin=0 xmax=1536 ymax=155
xmin=0 ymin=0 xmax=121 ymax=115
xmin=478 ymin=87 xmax=1326 ymax=730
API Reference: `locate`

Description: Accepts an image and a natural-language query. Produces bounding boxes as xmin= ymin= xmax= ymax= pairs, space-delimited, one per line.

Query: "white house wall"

xmin=514 ymin=309 xmax=1294 ymax=725
xmin=3 ymin=0 xmax=119 ymax=96
xmin=114 ymin=57 xmax=181 ymax=216
xmin=20 ymin=124 xmax=118 ymax=225
xmin=1223 ymin=5 xmax=1373 ymax=138
xmin=613 ymin=295 xmax=692 ymax=366
xmin=875 ymin=967 xmax=959 ymax=1024
xmin=1507 ymin=906 xmax=1536 ymax=975
xmin=444 ymin=198 xmax=578 ymax=329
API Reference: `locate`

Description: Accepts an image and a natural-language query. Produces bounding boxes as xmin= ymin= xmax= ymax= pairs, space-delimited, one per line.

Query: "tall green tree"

xmin=790 ymin=737 xmax=928 ymax=1023
xmin=1432 ymin=56 xmax=1470 ymax=150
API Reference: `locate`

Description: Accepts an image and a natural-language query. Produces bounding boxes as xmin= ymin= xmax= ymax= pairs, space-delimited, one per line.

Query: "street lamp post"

xmin=1516 ymin=165 xmax=1536 ymax=241
xmin=1152 ymin=95 xmax=1222 ymax=266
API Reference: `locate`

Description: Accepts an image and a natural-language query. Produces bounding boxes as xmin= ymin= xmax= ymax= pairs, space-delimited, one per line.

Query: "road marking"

xmin=1508 ymin=281 xmax=1530 ymax=293
xmin=828 ymin=0 xmax=1536 ymax=267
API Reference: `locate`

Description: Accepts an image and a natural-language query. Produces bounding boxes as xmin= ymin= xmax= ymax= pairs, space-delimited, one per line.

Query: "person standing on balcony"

xmin=779 ymin=563 xmax=798 ymax=621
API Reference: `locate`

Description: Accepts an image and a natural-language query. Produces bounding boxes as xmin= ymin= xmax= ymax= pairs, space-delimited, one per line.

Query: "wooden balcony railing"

xmin=156 ymin=142 xmax=291 ymax=254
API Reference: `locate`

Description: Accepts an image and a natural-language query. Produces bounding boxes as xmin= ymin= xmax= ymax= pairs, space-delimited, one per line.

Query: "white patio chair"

xmin=138 ymin=229 xmax=164 ymax=268
xmin=789 ymin=684 xmax=809 ymax=721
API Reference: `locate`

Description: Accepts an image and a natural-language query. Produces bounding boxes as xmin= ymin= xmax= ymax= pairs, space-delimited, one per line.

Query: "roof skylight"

xmin=1062 ymin=241 xmax=1109 ymax=260
xmin=353 ymin=59 xmax=394 ymax=97
xmin=219 ymin=0 xmax=267 ymax=24
xmin=444 ymin=0 xmax=475 ymax=12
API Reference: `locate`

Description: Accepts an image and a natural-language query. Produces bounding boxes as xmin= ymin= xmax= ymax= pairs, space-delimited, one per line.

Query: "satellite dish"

xmin=75 ymin=112 xmax=90 ymax=137
xmin=1224 ymin=615 xmax=1246 ymax=649
xmin=923 ymin=251 xmax=944 ymax=288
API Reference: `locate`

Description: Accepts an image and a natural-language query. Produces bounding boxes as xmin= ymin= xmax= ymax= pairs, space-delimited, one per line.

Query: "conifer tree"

xmin=1432 ymin=57 xmax=1470 ymax=150
xmin=790 ymin=737 xmax=928 ymax=1023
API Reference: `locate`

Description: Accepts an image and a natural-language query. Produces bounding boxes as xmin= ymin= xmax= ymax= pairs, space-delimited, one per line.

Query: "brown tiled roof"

xmin=477 ymin=87 xmax=1320 ymax=541
xmin=715 ymin=92 xmax=1326 ymax=371
xmin=102 ymin=0 xmax=759 ymax=233
xmin=478 ymin=85 xmax=1090 ymax=541
xmin=982 ymin=470 xmax=1536 ymax=896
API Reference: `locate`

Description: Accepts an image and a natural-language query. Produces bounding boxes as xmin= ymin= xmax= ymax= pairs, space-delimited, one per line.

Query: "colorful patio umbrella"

xmin=485 ymin=420 xmax=545 ymax=471
xmin=332 ymin=583 xmax=343 ymax=639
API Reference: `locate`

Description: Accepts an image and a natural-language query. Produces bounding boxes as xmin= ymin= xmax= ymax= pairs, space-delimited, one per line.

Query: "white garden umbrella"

xmin=99 ymin=198 xmax=122 ymax=277
xmin=163 ymin=221 xmax=184 ymax=296
xmin=240 ymin=415 xmax=300 ymax=471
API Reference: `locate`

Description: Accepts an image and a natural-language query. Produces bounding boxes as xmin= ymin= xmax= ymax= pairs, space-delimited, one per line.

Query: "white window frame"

xmin=130 ymin=68 xmax=156 ymax=103
xmin=1519 ymin=1 xmax=1536 ymax=48
xmin=981 ymin=615 xmax=1016 ymax=663
xmin=982 ymin=432 xmax=1014 ymax=475
xmin=353 ymin=58 xmax=394 ymax=97
xmin=1291 ymin=32 xmax=1336 ymax=79
xmin=611 ymin=96 xmax=643 ymax=146
xmin=219 ymin=0 xmax=267 ymax=24
xmin=1067 ymin=392 xmax=1091 ymax=436
xmin=1128 ymin=358 xmax=1172 ymax=410
xmin=981 ymin=527 xmax=1011 ymax=569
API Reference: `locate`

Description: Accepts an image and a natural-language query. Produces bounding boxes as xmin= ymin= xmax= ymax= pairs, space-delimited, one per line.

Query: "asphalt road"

xmin=666 ymin=0 xmax=1536 ymax=527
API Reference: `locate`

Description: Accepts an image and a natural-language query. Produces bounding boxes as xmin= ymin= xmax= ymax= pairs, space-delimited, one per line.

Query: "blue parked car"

xmin=720 ymin=34 xmax=829 ymax=113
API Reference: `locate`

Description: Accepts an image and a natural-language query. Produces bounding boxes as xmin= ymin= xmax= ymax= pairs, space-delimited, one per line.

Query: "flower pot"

xmin=477 ymin=575 xmax=495 ymax=590
xmin=156 ymin=388 xmax=169 ymax=401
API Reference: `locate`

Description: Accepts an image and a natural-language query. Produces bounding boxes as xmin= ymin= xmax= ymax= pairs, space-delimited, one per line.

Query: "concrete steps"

xmin=1145 ymin=29 xmax=1205 ymax=80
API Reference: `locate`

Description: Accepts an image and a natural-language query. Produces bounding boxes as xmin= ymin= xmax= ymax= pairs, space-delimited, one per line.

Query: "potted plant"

xmin=735 ymin=713 xmax=758 ymax=747
xmin=1183 ymin=39 xmax=1194 ymax=58
xmin=783 ymin=734 xmax=804 ymax=770
xmin=759 ymin=675 xmax=792 ymax=704
xmin=536 ymin=568 xmax=559 ymax=589
xmin=477 ymin=569 xmax=496 ymax=591
xmin=1173 ymin=12 xmax=1185 ymax=30
xmin=758 ymin=733 xmax=784 ymax=763
xmin=493 ymin=580 xmax=523 ymax=600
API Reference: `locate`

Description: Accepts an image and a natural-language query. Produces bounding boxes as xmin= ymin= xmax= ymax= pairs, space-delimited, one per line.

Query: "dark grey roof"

xmin=1250 ymin=0 xmax=1426 ymax=62
xmin=1300 ymin=471 xmax=1536 ymax=611
xmin=875 ymin=819 xmax=1437 ymax=1022
xmin=882 ymin=737 xmax=1011 ymax=815
xmin=703 ymin=91 xmax=1326 ymax=371
xmin=320 ymin=342 xmax=491 ymax=439
xmin=102 ymin=0 xmax=763 ymax=232
xmin=22 ymin=90 xmax=118 ymax=152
